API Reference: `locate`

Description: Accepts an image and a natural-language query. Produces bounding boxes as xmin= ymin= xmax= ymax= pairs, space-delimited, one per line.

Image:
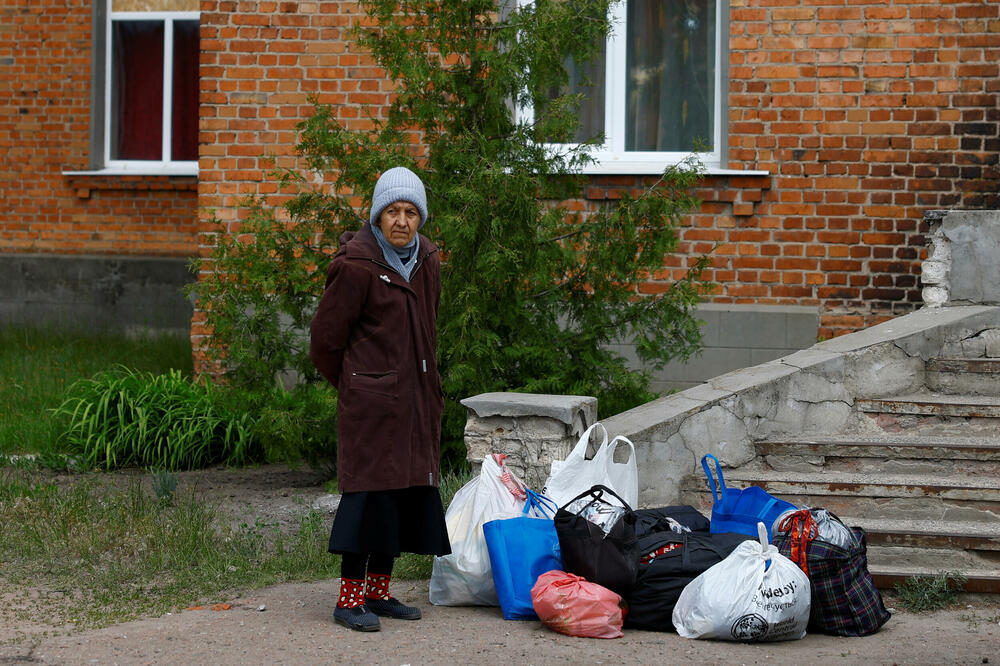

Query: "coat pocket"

xmin=348 ymin=370 xmax=399 ymax=398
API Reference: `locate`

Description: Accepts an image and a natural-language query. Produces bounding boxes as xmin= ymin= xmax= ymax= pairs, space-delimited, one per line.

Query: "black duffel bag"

xmin=624 ymin=530 xmax=752 ymax=632
xmin=633 ymin=504 xmax=710 ymax=537
xmin=554 ymin=485 xmax=638 ymax=596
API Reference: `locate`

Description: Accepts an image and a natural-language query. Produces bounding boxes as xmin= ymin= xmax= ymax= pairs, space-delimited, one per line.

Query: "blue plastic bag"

xmin=701 ymin=454 xmax=796 ymax=540
xmin=483 ymin=489 xmax=563 ymax=620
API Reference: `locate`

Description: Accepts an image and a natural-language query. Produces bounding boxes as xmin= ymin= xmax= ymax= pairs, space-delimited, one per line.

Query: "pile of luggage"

xmin=429 ymin=423 xmax=891 ymax=641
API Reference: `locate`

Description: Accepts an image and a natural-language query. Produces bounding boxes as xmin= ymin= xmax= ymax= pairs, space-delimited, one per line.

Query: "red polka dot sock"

xmin=337 ymin=578 xmax=365 ymax=609
xmin=365 ymin=572 xmax=392 ymax=602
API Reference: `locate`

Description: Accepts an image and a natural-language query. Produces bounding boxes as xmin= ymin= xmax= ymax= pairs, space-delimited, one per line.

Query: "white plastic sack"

xmin=672 ymin=522 xmax=810 ymax=642
xmin=542 ymin=423 xmax=638 ymax=509
xmin=429 ymin=454 xmax=527 ymax=606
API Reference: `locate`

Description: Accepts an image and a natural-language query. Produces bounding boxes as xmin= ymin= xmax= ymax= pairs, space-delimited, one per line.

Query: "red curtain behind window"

xmin=112 ymin=21 xmax=164 ymax=160
xmin=171 ymin=20 xmax=199 ymax=161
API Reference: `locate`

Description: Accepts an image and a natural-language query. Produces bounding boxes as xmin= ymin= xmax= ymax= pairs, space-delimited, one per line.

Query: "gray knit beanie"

xmin=368 ymin=166 xmax=428 ymax=229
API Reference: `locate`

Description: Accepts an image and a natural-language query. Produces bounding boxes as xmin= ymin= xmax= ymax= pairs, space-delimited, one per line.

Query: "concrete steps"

xmin=679 ymin=470 xmax=1000 ymax=524
xmin=852 ymin=517 xmax=1000 ymax=552
xmin=857 ymin=391 xmax=1000 ymax=437
xmin=680 ymin=353 xmax=1000 ymax=593
xmin=864 ymin=545 xmax=1000 ymax=594
xmin=755 ymin=434 xmax=1000 ymax=476
xmin=679 ymin=473 xmax=1000 ymax=592
xmin=927 ymin=358 xmax=1000 ymax=395
xmin=858 ymin=392 xmax=1000 ymax=419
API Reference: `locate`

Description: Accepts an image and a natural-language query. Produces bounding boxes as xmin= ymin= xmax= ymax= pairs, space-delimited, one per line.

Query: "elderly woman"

xmin=310 ymin=167 xmax=451 ymax=632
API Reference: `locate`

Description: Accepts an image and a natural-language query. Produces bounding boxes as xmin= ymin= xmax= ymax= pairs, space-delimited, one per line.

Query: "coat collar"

xmin=338 ymin=223 xmax=437 ymax=265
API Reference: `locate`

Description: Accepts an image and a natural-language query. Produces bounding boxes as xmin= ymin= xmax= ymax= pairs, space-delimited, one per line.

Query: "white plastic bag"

xmin=542 ymin=423 xmax=638 ymax=509
xmin=429 ymin=454 xmax=528 ymax=606
xmin=672 ymin=522 xmax=810 ymax=642
xmin=773 ymin=506 xmax=859 ymax=550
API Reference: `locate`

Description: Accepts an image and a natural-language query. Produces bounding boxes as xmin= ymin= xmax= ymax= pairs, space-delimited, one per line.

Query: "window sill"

xmin=63 ymin=169 xmax=198 ymax=198
xmin=577 ymin=161 xmax=769 ymax=177
xmin=63 ymin=167 xmax=198 ymax=177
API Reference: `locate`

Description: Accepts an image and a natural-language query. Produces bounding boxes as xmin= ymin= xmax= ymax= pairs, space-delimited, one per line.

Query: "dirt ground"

xmin=1 ymin=464 xmax=997 ymax=665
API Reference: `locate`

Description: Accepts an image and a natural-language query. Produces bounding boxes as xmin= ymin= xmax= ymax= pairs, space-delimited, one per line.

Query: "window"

xmin=92 ymin=1 xmax=200 ymax=174
xmin=525 ymin=0 xmax=727 ymax=174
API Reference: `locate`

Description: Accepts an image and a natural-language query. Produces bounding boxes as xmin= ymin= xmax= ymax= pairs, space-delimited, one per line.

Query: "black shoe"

xmin=334 ymin=604 xmax=381 ymax=631
xmin=365 ymin=596 xmax=422 ymax=620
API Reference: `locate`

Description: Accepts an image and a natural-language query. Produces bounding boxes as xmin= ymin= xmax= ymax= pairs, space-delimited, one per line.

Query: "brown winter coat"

xmin=309 ymin=223 xmax=444 ymax=493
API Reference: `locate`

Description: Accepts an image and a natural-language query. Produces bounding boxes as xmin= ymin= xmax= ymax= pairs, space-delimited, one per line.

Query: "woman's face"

xmin=378 ymin=200 xmax=421 ymax=248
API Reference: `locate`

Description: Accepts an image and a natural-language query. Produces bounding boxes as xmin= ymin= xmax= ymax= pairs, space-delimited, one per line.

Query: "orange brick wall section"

xmin=196 ymin=1 xmax=999 ymax=364
xmin=5 ymin=1 xmax=996 ymax=363
xmin=722 ymin=0 xmax=1000 ymax=338
xmin=0 ymin=0 xmax=198 ymax=257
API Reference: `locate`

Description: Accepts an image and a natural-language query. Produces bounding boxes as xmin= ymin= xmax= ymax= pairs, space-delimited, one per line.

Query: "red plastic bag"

xmin=531 ymin=570 xmax=625 ymax=639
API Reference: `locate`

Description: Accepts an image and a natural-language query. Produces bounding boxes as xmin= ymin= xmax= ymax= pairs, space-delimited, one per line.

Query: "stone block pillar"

xmin=460 ymin=392 xmax=598 ymax=491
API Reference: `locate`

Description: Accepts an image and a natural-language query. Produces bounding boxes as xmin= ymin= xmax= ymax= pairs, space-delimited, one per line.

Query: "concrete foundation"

xmin=610 ymin=303 xmax=821 ymax=393
xmin=0 ymin=254 xmax=194 ymax=336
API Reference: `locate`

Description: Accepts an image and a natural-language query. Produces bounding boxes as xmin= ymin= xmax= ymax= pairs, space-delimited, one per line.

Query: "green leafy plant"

xmin=893 ymin=571 xmax=968 ymax=612
xmin=53 ymin=367 xmax=254 ymax=470
xmin=0 ymin=325 xmax=192 ymax=456
xmin=192 ymin=0 xmax=711 ymax=468
xmin=243 ymin=383 xmax=338 ymax=471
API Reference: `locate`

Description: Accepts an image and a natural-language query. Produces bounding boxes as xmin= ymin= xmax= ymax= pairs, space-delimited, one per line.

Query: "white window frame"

xmin=519 ymin=0 xmax=729 ymax=175
xmin=102 ymin=9 xmax=199 ymax=176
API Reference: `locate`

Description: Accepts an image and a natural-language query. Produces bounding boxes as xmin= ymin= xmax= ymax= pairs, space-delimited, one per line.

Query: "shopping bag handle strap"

xmin=570 ymin=421 xmax=609 ymax=461
xmin=523 ymin=488 xmax=558 ymax=518
xmin=560 ymin=483 xmax=633 ymax=512
xmin=701 ymin=454 xmax=727 ymax=502
xmin=604 ymin=435 xmax=636 ymax=465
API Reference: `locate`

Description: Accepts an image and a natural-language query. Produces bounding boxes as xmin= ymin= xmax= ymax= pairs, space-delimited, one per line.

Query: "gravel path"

xmin=1 ymin=580 xmax=997 ymax=665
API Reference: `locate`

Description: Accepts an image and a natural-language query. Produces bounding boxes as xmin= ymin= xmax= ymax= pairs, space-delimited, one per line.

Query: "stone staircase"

xmin=680 ymin=356 xmax=1000 ymax=593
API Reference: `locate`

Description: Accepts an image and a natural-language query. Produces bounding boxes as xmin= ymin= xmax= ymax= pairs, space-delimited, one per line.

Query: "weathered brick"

xmin=7 ymin=0 xmax=996 ymax=377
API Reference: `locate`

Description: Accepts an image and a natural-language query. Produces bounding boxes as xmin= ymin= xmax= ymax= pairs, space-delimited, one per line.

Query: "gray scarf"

xmin=371 ymin=223 xmax=420 ymax=282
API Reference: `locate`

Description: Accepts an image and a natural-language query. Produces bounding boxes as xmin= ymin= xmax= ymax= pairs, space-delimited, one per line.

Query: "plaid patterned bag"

xmin=775 ymin=516 xmax=890 ymax=636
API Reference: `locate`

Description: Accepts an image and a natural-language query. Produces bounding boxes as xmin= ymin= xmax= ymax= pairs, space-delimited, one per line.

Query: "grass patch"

xmin=0 ymin=326 xmax=192 ymax=457
xmin=0 ymin=465 xmax=474 ymax=631
xmin=0 ymin=467 xmax=339 ymax=629
xmin=893 ymin=571 xmax=968 ymax=612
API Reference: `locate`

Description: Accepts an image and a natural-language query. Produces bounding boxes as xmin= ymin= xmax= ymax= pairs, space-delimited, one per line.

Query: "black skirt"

xmin=328 ymin=485 xmax=452 ymax=557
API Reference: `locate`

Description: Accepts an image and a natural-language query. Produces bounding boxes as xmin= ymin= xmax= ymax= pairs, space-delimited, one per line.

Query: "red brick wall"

xmin=8 ymin=1 xmax=992 ymax=359
xmin=194 ymin=0 xmax=999 ymax=362
xmin=0 ymin=0 xmax=197 ymax=257
xmin=722 ymin=0 xmax=999 ymax=337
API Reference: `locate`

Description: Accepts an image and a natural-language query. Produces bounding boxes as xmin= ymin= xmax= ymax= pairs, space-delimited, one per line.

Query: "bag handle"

xmin=701 ymin=454 xmax=727 ymax=503
xmin=757 ymin=521 xmax=769 ymax=549
xmin=568 ymin=422 xmax=609 ymax=461
xmin=493 ymin=453 xmax=528 ymax=501
xmin=776 ymin=509 xmax=815 ymax=576
xmin=560 ymin=483 xmax=634 ymax=513
xmin=523 ymin=488 xmax=558 ymax=519
xmin=603 ymin=435 xmax=635 ymax=466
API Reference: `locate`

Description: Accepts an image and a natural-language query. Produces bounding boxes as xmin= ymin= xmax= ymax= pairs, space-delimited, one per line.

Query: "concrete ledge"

xmin=460 ymin=392 xmax=597 ymax=428
xmin=460 ymin=393 xmax=597 ymax=491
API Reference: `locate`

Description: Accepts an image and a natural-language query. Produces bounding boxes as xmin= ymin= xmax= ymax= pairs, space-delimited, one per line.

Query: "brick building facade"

xmin=2 ymin=1 xmax=998 ymax=384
